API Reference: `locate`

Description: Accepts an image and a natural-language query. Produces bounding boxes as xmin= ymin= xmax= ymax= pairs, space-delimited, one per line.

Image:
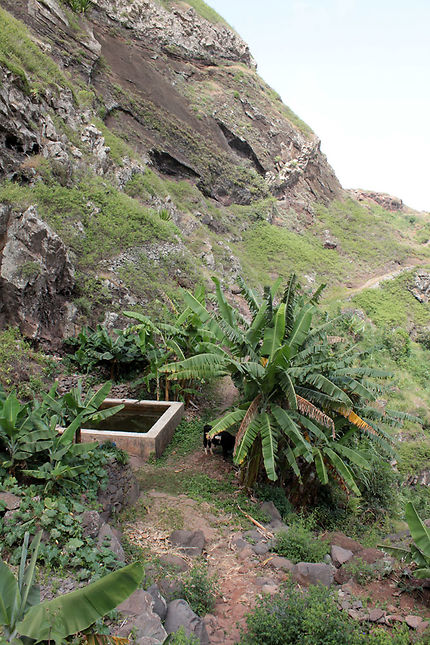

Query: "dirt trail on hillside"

xmin=346 ymin=259 xmax=428 ymax=296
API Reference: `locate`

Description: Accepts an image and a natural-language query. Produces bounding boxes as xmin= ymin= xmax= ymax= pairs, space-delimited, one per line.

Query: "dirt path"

xmin=346 ymin=259 xmax=428 ymax=296
xmin=124 ymin=462 xmax=283 ymax=644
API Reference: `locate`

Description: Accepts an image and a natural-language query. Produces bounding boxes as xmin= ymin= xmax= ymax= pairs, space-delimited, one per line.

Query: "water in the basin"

xmin=88 ymin=410 xmax=162 ymax=433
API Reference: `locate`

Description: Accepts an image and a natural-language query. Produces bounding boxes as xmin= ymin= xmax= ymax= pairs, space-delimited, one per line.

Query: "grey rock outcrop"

xmin=331 ymin=545 xmax=354 ymax=568
xmin=93 ymin=0 xmax=254 ymax=67
xmin=165 ymin=599 xmax=210 ymax=644
xmin=97 ymin=459 xmax=140 ymax=521
xmin=147 ymin=584 xmax=168 ymax=621
xmin=0 ymin=204 xmax=75 ymax=342
xmin=411 ymin=271 xmax=430 ymax=304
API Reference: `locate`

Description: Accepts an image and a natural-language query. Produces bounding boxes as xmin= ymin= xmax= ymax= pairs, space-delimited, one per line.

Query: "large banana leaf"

xmin=183 ymin=291 xmax=224 ymax=342
xmin=17 ymin=562 xmax=143 ymax=644
xmin=288 ymin=304 xmax=314 ymax=356
xmin=260 ymin=303 xmax=286 ymax=360
xmin=212 ymin=277 xmax=235 ymax=328
xmin=405 ymin=502 xmax=430 ymax=559
xmin=324 ymin=448 xmax=361 ymax=496
xmin=245 ymin=301 xmax=268 ymax=349
xmin=234 ymin=415 xmax=262 ymax=466
xmin=304 ymin=373 xmax=351 ymax=406
xmin=271 ymin=405 xmax=309 ymax=451
xmin=208 ymin=409 xmax=247 ymax=436
xmin=237 ymin=275 xmax=261 ymax=316
xmin=0 ymin=561 xmax=20 ymax=629
xmin=160 ymin=353 xmax=228 ymax=380
xmin=334 ymin=444 xmax=371 ymax=470
xmin=234 ymin=396 xmax=261 ymax=455
xmin=314 ymin=449 xmax=328 ymax=484
xmin=260 ymin=413 xmax=278 ymax=481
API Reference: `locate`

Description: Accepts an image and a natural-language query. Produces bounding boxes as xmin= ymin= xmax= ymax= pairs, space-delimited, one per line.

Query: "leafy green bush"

xmin=166 ymin=626 xmax=199 ymax=644
xmin=273 ymin=519 xmax=328 ymax=564
xmin=65 ymin=325 xmax=146 ymax=377
xmin=181 ymin=563 xmax=218 ymax=616
xmin=342 ymin=557 xmax=377 ymax=586
xmin=239 ymin=583 xmax=413 ymax=645
xmin=0 ymin=494 xmax=119 ymax=580
xmin=352 ymin=450 xmax=401 ymax=519
xmin=382 ymin=328 xmax=411 ymax=362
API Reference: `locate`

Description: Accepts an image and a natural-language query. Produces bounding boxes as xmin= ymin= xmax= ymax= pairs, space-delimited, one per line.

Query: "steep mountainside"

xmin=0 ymin=0 xmax=429 ymax=345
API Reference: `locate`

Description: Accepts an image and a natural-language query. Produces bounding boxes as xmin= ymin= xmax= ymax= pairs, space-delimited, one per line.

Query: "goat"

xmin=203 ymin=424 xmax=235 ymax=460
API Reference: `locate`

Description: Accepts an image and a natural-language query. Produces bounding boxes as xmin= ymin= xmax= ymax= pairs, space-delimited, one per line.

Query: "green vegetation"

xmin=274 ymin=520 xmax=329 ymax=563
xmin=239 ymin=583 xmax=416 ymax=645
xmin=161 ymin=275 xmax=406 ymax=504
xmin=0 ymin=530 xmax=142 ymax=644
xmin=65 ymin=0 xmax=93 ymax=13
xmin=352 ymin=269 xmax=430 ymax=331
xmin=0 ymin=7 xmax=71 ymax=94
xmin=382 ymin=502 xmax=430 ymax=578
xmin=342 ymin=556 xmax=379 ymax=586
xmin=181 ymin=562 xmax=218 ymax=616
xmin=0 ymin=327 xmax=57 ymax=398
xmin=0 ymin=176 xmax=175 ymax=267
xmin=235 ymin=221 xmax=345 ymax=286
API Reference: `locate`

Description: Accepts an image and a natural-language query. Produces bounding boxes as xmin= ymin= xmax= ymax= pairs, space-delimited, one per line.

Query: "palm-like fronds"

xmin=234 ymin=395 xmax=262 ymax=456
xmin=296 ymin=395 xmax=335 ymax=437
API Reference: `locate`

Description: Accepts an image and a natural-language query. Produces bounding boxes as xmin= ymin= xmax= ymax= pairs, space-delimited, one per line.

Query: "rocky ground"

xmin=113 ymin=433 xmax=430 ymax=644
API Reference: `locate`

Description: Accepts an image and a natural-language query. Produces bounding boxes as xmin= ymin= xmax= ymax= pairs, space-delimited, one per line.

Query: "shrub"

xmin=239 ymin=583 xmax=358 ymax=645
xmin=273 ymin=519 xmax=328 ymax=564
xmin=342 ymin=557 xmax=377 ymax=586
xmin=382 ymin=328 xmax=411 ymax=362
xmin=239 ymin=583 xmax=413 ymax=645
xmin=181 ymin=563 xmax=218 ymax=616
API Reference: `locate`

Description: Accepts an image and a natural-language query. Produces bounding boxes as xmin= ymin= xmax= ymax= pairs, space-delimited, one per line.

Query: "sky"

xmin=208 ymin=0 xmax=430 ymax=211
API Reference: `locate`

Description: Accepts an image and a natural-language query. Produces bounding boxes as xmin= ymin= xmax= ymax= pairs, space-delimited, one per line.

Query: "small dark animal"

xmin=203 ymin=424 xmax=235 ymax=460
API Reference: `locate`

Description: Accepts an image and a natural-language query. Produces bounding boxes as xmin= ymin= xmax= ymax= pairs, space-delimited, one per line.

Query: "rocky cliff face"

xmin=1 ymin=0 xmax=418 ymax=344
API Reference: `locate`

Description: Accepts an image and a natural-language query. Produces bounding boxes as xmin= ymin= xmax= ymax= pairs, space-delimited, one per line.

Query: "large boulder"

xmin=292 ymin=562 xmax=334 ymax=587
xmin=164 ymin=599 xmax=210 ymax=644
xmin=147 ymin=584 xmax=168 ymax=621
xmin=0 ymin=204 xmax=75 ymax=343
xmin=331 ymin=545 xmax=354 ymax=568
xmin=117 ymin=590 xmax=167 ymax=644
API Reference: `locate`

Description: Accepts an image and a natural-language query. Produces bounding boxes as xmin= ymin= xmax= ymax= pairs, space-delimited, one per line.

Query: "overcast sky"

xmin=209 ymin=0 xmax=430 ymax=211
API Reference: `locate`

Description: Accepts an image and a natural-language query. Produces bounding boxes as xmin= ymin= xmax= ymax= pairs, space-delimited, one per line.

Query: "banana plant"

xmin=380 ymin=502 xmax=430 ymax=578
xmin=41 ymin=380 xmax=124 ymax=443
xmin=160 ymin=275 xmax=397 ymax=496
xmin=0 ymin=391 xmax=52 ymax=471
xmin=0 ymin=530 xmax=42 ymax=642
xmin=1 ymin=531 xmax=143 ymax=644
xmin=22 ymin=413 xmax=97 ymax=491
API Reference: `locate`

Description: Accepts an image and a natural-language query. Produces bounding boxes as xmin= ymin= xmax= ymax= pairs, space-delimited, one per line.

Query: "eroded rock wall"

xmin=0 ymin=204 xmax=75 ymax=342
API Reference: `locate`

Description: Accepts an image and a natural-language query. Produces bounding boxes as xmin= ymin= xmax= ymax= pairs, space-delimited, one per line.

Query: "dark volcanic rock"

xmin=169 ymin=529 xmax=205 ymax=557
xmin=0 ymin=205 xmax=75 ymax=343
xmin=165 ymin=599 xmax=210 ymax=644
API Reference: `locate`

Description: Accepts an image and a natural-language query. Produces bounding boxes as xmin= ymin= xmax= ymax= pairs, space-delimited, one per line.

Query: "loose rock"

xmin=165 ymin=599 xmax=210 ymax=644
